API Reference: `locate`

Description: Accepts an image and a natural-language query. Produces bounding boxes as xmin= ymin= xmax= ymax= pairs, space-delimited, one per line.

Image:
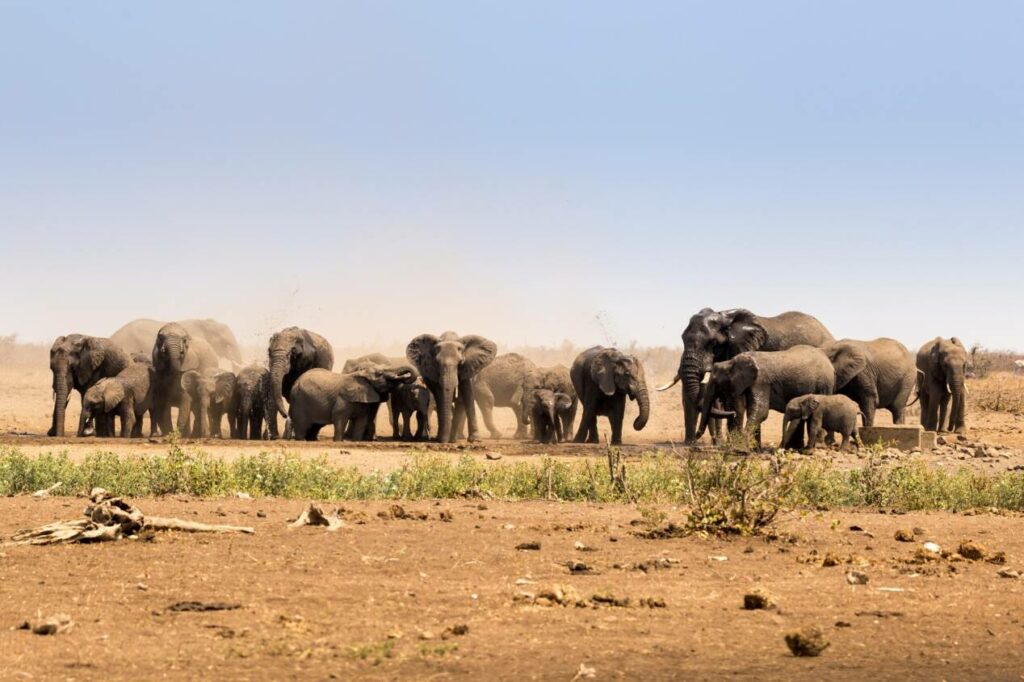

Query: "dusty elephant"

xmin=111 ymin=318 xmax=243 ymax=368
xmin=340 ymin=354 xmax=420 ymax=440
xmin=781 ymin=394 xmax=863 ymax=451
xmin=661 ymin=309 xmax=834 ymax=445
xmin=570 ymin=346 xmax=650 ymax=445
xmin=697 ymin=345 xmax=836 ymax=448
xmin=825 ymin=338 xmax=917 ymax=426
xmin=917 ymin=337 xmax=969 ymax=434
xmin=455 ymin=353 xmax=536 ymax=439
xmin=266 ymin=327 xmax=335 ymax=438
xmin=529 ymin=389 xmax=574 ymax=444
xmin=48 ymin=335 xmax=130 ymax=437
xmin=406 ymin=332 xmax=497 ymax=443
xmin=79 ymin=357 xmax=155 ymax=438
xmin=521 ymin=365 xmax=577 ymax=441
xmin=287 ymin=366 xmax=416 ymax=441
xmin=151 ymin=323 xmax=220 ymax=436
xmin=181 ymin=368 xmax=238 ymax=438
xmin=390 ymin=381 xmax=433 ymax=441
xmin=232 ymin=364 xmax=275 ymax=440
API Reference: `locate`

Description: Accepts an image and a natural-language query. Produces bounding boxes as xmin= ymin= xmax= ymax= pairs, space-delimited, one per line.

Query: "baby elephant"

xmin=782 ymin=394 xmax=863 ymax=451
xmin=79 ymin=357 xmax=155 ymax=438
xmin=233 ymin=364 xmax=274 ymax=440
xmin=530 ymin=389 xmax=574 ymax=444
xmin=390 ymin=381 xmax=433 ymax=441
xmin=181 ymin=368 xmax=237 ymax=438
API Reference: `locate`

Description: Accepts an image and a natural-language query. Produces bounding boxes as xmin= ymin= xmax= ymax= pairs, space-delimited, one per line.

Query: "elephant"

xmin=287 ymin=365 xmax=416 ymax=441
xmin=267 ymin=327 xmax=335 ymax=438
xmin=824 ymin=338 xmax=917 ymax=427
xmin=570 ymin=346 xmax=650 ymax=445
xmin=917 ymin=337 xmax=969 ymax=434
xmin=660 ymin=309 xmax=834 ymax=445
xmin=781 ymin=394 xmax=863 ymax=451
xmin=455 ymin=353 xmax=536 ymax=439
xmin=520 ymin=365 xmax=577 ymax=441
xmin=340 ymin=354 xmax=421 ymax=440
xmin=530 ymin=389 xmax=574 ymax=444
xmin=48 ymin=334 xmax=130 ymax=437
xmin=181 ymin=368 xmax=237 ymax=438
xmin=232 ymin=364 xmax=274 ymax=440
xmin=111 ymin=318 xmax=243 ymax=368
xmin=406 ymin=332 xmax=498 ymax=443
xmin=697 ymin=345 xmax=836 ymax=448
xmin=151 ymin=323 xmax=220 ymax=436
xmin=79 ymin=357 xmax=155 ymax=438
xmin=390 ymin=381 xmax=433 ymax=441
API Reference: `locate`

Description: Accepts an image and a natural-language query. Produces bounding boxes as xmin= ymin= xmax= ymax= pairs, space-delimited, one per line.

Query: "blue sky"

xmin=2 ymin=2 xmax=1022 ymax=352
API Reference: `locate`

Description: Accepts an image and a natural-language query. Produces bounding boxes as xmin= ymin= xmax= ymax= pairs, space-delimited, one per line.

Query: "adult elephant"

xmin=660 ymin=309 xmax=834 ymax=445
xmin=697 ymin=345 xmax=835 ymax=448
xmin=825 ymin=338 xmax=917 ymax=426
xmin=151 ymin=323 xmax=219 ymax=436
xmin=406 ymin=332 xmax=497 ymax=443
xmin=571 ymin=346 xmax=650 ymax=445
xmin=917 ymin=337 xmax=969 ymax=434
xmin=456 ymin=353 xmax=536 ymax=439
xmin=48 ymin=335 xmax=130 ymax=437
xmin=267 ymin=327 xmax=334 ymax=438
xmin=111 ymin=319 xmax=243 ymax=368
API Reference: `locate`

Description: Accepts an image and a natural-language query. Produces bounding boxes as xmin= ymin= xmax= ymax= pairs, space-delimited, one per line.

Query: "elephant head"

xmin=406 ymin=332 xmax=497 ymax=443
xmin=153 ymin=323 xmax=192 ymax=375
xmin=781 ymin=395 xmax=819 ymax=449
xmin=348 ymin=364 xmax=417 ymax=400
xmin=932 ymin=337 xmax=968 ymax=432
xmin=49 ymin=334 xmax=86 ymax=437
xmin=589 ymin=347 xmax=651 ymax=431
xmin=672 ymin=308 xmax=767 ymax=407
xmin=181 ymin=369 xmax=236 ymax=437
xmin=825 ymin=341 xmax=869 ymax=391
xmin=79 ymin=378 xmax=125 ymax=437
xmin=696 ymin=355 xmax=755 ymax=438
xmin=268 ymin=327 xmax=331 ymax=420
xmin=530 ymin=389 xmax=559 ymax=441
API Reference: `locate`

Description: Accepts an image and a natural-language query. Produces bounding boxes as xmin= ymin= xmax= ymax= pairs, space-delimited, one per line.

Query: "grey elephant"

xmin=825 ymin=338 xmax=917 ymax=426
xmin=48 ymin=334 xmax=130 ymax=437
xmin=267 ymin=327 xmax=335 ymax=438
xmin=406 ymin=332 xmax=498 ymax=443
xmin=454 ymin=353 xmax=536 ymax=439
xmin=79 ymin=357 xmax=155 ymax=438
xmin=660 ymin=309 xmax=834 ymax=445
xmin=521 ymin=365 xmax=577 ymax=441
xmin=181 ymin=368 xmax=237 ymax=438
xmin=782 ymin=394 xmax=863 ymax=451
xmin=340 ymin=354 xmax=421 ymax=440
xmin=570 ymin=346 xmax=650 ymax=445
xmin=530 ymin=389 xmax=573 ymax=444
xmin=111 ymin=318 xmax=243 ymax=367
xmin=232 ymin=364 xmax=274 ymax=440
xmin=917 ymin=337 xmax=968 ymax=434
xmin=697 ymin=345 xmax=836 ymax=448
xmin=151 ymin=323 xmax=220 ymax=436
xmin=390 ymin=381 xmax=433 ymax=441
xmin=287 ymin=366 xmax=416 ymax=441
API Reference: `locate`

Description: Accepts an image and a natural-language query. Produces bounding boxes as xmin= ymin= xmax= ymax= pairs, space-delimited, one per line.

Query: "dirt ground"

xmin=2 ymin=497 xmax=1024 ymax=680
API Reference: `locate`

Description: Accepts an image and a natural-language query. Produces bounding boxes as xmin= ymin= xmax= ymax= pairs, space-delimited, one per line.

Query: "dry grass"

xmin=970 ymin=372 xmax=1024 ymax=415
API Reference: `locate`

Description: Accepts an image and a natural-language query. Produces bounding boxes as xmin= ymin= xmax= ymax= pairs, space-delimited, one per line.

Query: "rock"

xmin=31 ymin=614 xmax=73 ymax=636
xmin=997 ymin=569 xmax=1021 ymax=579
xmin=438 ymin=510 xmax=454 ymax=522
xmin=574 ymin=540 xmax=596 ymax=552
xmin=821 ymin=552 xmax=841 ymax=567
xmin=639 ymin=597 xmax=667 ymax=608
xmin=894 ymin=529 xmax=915 ymax=543
xmin=958 ymin=540 xmax=986 ymax=561
xmin=566 ymin=560 xmax=595 ymax=574
xmin=485 ymin=452 xmax=502 ymax=461
xmin=922 ymin=542 xmax=942 ymax=554
xmin=515 ymin=542 xmax=541 ymax=551
xmin=987 ymin=551 xmax=1007 ymax=565
xmin=443 ymin=623 xmax=469 ymax=638
xmin=784 ymin=626 xmax=829 ymax=657
xmin=743 ymin=589 xmax=774 ymax=610
xmin=846 ymin=571 xmax=869 ymax=585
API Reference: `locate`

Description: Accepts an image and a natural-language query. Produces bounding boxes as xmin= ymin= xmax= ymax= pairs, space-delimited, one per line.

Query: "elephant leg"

xmin=573 ymin=392 xmax=597 ymax=443
xmin=682 ymin=390 xmax=699 ymax=445
xmin=389 ymin=397 xmax=401 ymax=439
xmin=937 ymin=393 xmax=950 ymax=433
xmin=460 ymin=379 xmax=482 ymax=442
xmin=177 ymin=391 xmax=193 ymax=436
xmin=609 ymin=396 xmax=626 ymax=445
xmin=474 ymin=384 xmax=501 ymax=439
xmin=452 ymin=398 xmax=467 ymax=441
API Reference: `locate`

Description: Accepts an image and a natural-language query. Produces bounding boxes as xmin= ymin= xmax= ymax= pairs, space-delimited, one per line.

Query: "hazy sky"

xmin=2 ymin=2 xmax=1022 ymax=352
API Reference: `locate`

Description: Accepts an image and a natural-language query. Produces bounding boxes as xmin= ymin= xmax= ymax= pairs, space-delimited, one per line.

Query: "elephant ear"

xmin=592 ymin=351 xmax=617 ymax=396
xmin=723 ymin=309 xmax=767 ymax=354
xmin=102 ymin=380 xmax=126 ymax=412
xmin=728 ymin=354 xmax=759 ymax=393
xmin=950 ymin=336 xmax=964 ymax=349
xmin=406 ymin=335 xmax=440 ymax=382
xmin=74 ymin=338 xmax=97 ymax=386
xmin=800 ymin=397 xmax=819 ymax=419
xmin=181 ymin=370 xmax=201 ymax=395
xmin=555 ymin=393 xmax=573 ymax=411
xmin=342 ymin=373 xmax=381 ymax=403
xmin=181 ymin=337 xmax=204 ymax=372
xmin=830 ymin=343 xmax=867 ymax=390
xmin=459 ymin=335 xmax=497 ymax=380
xmin=213 ymin=372 xmax=236 ymax=404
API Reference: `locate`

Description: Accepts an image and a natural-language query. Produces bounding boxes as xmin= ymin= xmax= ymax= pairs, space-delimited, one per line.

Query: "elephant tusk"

xmin=656 ymin=375 xmax=680 ymax=392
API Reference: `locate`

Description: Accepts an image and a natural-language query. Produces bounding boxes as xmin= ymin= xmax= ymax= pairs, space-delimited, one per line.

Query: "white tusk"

xmin=946 ymin=383 xmax=952 ymax=394
xmin=656 ymin=375 xmax=680 ymax=392
xmin=701 ymin=371 xmax=711 ymax=386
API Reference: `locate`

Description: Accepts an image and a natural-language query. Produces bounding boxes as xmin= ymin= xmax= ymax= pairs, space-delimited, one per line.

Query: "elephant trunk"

xmin=696 ymin=384 xmax=735 ymax=439
xmin=948 ymin=369 xmax=967 ymax=431
xmin=632 ymin=380 xmax=650 ymax=431
xmin=166 ymin=338 xmax=185 ymax=373
xmin=53 ymin=363 xmax=70 ymax=437
xmin=437 ymin=367 xmax=458 ymax=443
xmin=781 ymin=417 xmax=801 ymax=449
xmin=239 ymin=393 xmax=253 ymax=433
xmin=521 ymin=390 xmax=532 ymax=425
xmin=270 ymin=352 xmax=290 ymax=419
xmin=680 ymin=350 xmax=710 ymax=405
xmin=79 ymin=403 xmax=95 ymax=438
xmin=197 ymin=396 xmax=210 ymax=438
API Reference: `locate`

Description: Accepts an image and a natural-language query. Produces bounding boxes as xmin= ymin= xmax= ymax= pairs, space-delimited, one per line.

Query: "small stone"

xmin=922 ymin=542 xmax=941 ymax=554
xmin=846 ymin=571 xmax=869 ymax=585
xmin=821 ymin=552 xmax=841 ymax=567
xmin=515 ymin=542 xmax=541 ymax=551
xmin=894 ymin=529 xmax=915 ymax=542
xmin=743 ymin=589 xmax=774 ymax=610
xmin=485 ymin=452 xmax=502 ymax=461
xmin=256 ymin=510 xmax=267 ymax=518
xmin=784 ymin=626 xmax=829 ymax=657
xmin=566 ymin=560 xmax=594 ymax=574
xmin=958 ymin=541 xmax=986 ymax=561
xmin=997 ymin=569 xmax=1021 ymax=579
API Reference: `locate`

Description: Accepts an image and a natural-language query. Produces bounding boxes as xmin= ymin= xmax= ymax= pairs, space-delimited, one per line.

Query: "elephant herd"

xmin=657 ymin=308 xmax=969 ymax=449
xmin=45 ymin=309 xmax=967 ymax=448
